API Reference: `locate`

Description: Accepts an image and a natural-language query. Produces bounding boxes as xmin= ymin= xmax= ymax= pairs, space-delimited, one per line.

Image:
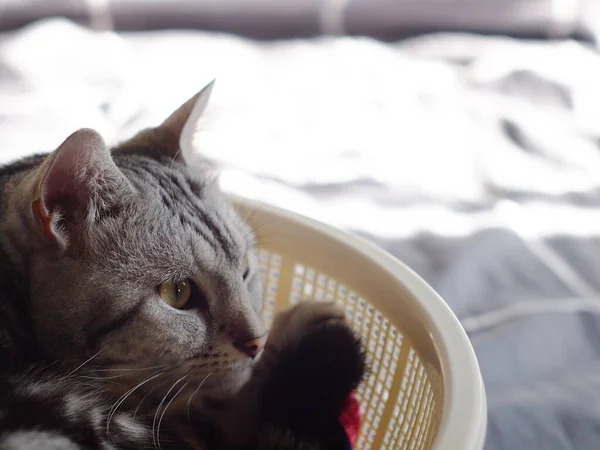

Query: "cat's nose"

xmin=235 ymin=334 xmax=267 ymax=358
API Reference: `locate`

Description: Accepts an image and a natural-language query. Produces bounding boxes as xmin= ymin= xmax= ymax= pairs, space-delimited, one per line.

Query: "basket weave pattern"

xmin=257 ymin=249 xmax=440 ymax=450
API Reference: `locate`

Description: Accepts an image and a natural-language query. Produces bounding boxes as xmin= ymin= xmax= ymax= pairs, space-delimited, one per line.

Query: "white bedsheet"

xmin=3 ymin=19 xmax=600 ymax=449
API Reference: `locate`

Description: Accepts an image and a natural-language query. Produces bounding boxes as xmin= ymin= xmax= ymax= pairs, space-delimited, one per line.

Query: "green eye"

xmin=158 ymin=280 xmax=192 ymax=309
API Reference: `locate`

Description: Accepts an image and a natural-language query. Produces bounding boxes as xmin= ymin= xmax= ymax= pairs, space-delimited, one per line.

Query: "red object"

xmin=339 ymin=391 xmax=362 ymax=448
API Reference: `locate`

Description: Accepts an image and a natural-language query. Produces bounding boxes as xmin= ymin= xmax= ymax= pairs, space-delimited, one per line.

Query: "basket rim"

xmin=232 ymin=195 xmax=487 ymax=450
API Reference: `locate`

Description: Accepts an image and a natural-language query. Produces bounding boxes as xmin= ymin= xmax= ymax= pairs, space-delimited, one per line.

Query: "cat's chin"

xmin=203 ymin=364 xmax=253 ymax=397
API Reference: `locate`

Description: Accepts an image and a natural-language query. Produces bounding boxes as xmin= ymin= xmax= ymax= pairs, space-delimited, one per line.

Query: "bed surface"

xmin=2 ymin=18 xmax=600 ymax=449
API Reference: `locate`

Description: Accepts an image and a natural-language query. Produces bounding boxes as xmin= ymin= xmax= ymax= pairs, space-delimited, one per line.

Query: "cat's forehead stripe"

xmin=167 ymin=171 xmax=237 ymax=261
xmin=117 ymin=155 xmax=238 ymax=262
xmin=150 ymin=171 xmax=221 ymax=254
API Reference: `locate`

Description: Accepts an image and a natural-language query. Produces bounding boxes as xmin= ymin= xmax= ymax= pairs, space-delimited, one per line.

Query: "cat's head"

xmin=3 ymin=81 xmax=266 ymax=397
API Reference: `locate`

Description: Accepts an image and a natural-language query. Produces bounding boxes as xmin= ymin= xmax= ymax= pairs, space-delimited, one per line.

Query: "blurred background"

xmin=2 ymin=1 xmax=600 ymax=449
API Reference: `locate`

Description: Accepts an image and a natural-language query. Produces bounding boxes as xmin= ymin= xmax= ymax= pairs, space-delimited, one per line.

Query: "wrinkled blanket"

xmin=3 ymin=18 xmax=600 ymax=450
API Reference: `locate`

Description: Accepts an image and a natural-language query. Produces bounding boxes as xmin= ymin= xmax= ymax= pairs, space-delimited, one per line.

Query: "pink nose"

xmin=235 ymin=334 xmax=267 ymax=358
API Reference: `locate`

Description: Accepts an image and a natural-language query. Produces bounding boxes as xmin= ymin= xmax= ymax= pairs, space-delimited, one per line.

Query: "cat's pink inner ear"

xmin=40 ymin=128 xmax=108 ymax=219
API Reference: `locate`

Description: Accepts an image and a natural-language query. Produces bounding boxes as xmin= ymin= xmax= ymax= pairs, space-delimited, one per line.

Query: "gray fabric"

xmin=0 ymin=0 xmax=592 ymax=41
xmin=2 ymin=18 xmax=600 ymax=449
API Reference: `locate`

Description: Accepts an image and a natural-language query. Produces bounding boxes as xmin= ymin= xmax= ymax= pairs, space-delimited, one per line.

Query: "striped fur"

xmin=0 ymin=87 xmax=365 ymax=449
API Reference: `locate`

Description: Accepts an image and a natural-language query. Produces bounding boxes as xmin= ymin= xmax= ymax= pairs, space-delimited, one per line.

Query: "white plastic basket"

xmin=233 ymin=196 xmax=487 ymax=450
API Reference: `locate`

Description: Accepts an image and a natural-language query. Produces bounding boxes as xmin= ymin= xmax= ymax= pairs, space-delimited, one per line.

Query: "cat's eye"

xmin=158 ymin=280 xmax=192 ymax=309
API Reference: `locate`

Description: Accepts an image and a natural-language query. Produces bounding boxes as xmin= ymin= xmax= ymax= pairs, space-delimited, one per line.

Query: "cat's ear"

xmin=155 ymin=80 xmax=215 ymax=162
xmin=32 ymin=128 xmax=132 ymax=249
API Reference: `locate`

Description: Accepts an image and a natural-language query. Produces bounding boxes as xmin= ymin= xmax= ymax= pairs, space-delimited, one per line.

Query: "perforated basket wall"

xmin=255 ymin=247 xmax=442 ymax=450
xmin=233 ymin=196 xmax=488 ymax=450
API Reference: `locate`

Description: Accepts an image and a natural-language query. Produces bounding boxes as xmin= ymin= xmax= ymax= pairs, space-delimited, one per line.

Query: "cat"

xmin=0 ymin=81 xmax=365 ymax=450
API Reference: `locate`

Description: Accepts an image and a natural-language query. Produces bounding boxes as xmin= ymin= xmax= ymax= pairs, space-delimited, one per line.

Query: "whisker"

xmin=83 ymin=364 xmax=169 ymax=374
xmin=242 ymin=203 xmax=255 ymax=226
xmin=152 ymin=374 xmax=188 ymax=449
xmin=39 ymin=360 xmax=60 ymax=373
xmin=106 ymin=369 xmax=168 ymax=441
xmin=20 ymin=363 xmax=39 ymax=379
xmin=80 ymin=374 xmax=145 ymax=381
xmin=132 ymin=378 xmax=175 ymax=423
xmin=67 ymin=350 xmax=103 ymax=377
xmin=185 ymin=371 xmax=213 ymax=428
xmin=254 ymin=217 xmax=292 ymax=229
xmin=156 ymin=379 xmax=191 ymax=450
xmin=254 ymin=231 xmax=300 ymax=246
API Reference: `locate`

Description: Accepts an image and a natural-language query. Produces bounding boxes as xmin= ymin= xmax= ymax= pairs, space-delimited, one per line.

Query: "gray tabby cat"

xmin=0 ymin=82 xmax=365 ymax=450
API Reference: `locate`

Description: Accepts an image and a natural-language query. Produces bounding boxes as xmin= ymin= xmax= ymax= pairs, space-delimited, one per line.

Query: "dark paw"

xmin=261 ymin=302 xmax=366 ymax=439
xmin=266 ymin=302 xmax=345 ymax=353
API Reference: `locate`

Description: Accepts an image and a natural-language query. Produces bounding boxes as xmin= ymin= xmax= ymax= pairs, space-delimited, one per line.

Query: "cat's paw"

xmin=266 ymin=301 xmax=345 ymax=353
xmin=260 ymin=301 xmax=366 ymax=438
